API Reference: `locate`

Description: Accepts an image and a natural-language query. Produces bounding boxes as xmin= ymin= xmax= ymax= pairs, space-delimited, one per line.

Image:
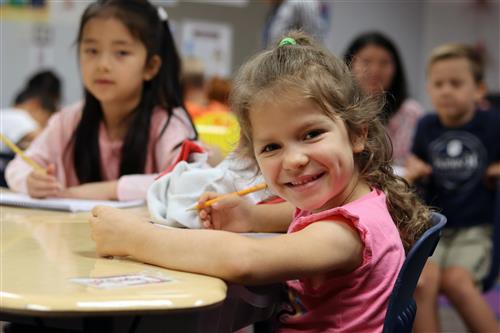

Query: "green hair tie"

xmin=279 ymin=37 xmax=297 ymax=47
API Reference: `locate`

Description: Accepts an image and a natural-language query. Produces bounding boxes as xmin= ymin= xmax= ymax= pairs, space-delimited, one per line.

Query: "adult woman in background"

xmin=344 ymin=32 xmax=424 ymax=170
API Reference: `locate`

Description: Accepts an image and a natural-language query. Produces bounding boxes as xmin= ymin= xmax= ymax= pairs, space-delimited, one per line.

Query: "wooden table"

xmin=0 ymin=205 xmax=279 ymax=332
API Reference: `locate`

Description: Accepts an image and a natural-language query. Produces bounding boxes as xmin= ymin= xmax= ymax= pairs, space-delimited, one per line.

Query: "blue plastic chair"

xmin=482 ymin=179 xmax=500 ymax=292
xmin=382 ymin=212 xmax=447 ymax=333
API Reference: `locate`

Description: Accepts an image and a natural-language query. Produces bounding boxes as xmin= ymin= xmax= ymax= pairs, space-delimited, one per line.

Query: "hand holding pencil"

xmin=26 ymin=163 xmax=64 ymax=198
xmin=0 ymin=133 xmax=62 ymax=198
xmin=189 ymin=183 xmax=267 ymax=211
xmin=197 ymin=183 xmax=268 ymax=232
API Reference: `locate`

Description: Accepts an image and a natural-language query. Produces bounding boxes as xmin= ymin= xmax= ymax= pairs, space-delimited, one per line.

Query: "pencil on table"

xmin=187 ymin=183 xmax=268 ymax=211
xmin=0 ymin=133 xmax=46 ymax=173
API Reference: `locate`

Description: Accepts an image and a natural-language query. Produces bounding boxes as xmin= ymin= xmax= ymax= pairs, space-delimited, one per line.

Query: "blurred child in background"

xmin=344 ymin=32 xmax=424 ymax=171
xmin=407 ymin=43 xmax=500 ymax=333
xmin=205 ymin=76 xmax=232 ymax=114
xmin=1 ymin=70 xmax=61 ymax=152
xmin=5 ymin=0 xmax=197 ymax=200
xmin=182 ymin=56 xmax=208 ymax=118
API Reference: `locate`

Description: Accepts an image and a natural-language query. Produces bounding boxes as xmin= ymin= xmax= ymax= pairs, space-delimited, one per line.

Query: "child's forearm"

xmin=62 ymin=181 xmax=118 ymax=200
xmin=249 ymin=202 xmax=294 ymax=232
xmin=128 ymin=217 xmax=362 ymax=284
xmin=130 ymin=222 xmax=263 ymax=283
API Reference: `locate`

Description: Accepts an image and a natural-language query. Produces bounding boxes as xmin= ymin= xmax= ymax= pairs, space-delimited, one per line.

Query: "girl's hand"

xmin=485 ymin=161 xmax=500 ymax=189
xmin=405 ymin=155 xmax=432 ymax=183
xmin=198 ymin=192 xmax=254 ymax=232
xmin=89 ymin=206 xmax=146 ymax=257
xmin=27 ymin=164 xmax=62 ymax=198
xmin=486 ymin=162 xmax=500 ymax=179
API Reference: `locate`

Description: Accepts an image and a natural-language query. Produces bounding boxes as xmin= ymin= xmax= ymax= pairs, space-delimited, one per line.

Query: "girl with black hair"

xmin=6 ymin=0 xmax=197 ymax=201
xmin=344 ymin=32 xmax=424 ymax=169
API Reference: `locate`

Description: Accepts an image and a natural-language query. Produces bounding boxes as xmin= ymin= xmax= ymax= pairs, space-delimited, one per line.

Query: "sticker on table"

xmin=71 ymin=273 xmax=175 ymax=289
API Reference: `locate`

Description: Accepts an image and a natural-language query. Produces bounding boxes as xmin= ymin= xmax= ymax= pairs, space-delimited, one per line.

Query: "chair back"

xmin=482 ymin=179 xmax=500 ymax=292
xmin=382 ymin=212 xmax=447 ymax=333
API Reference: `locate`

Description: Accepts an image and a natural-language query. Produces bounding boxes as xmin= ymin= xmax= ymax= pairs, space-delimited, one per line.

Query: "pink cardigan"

xmin=387 ymin=99 xmax=425 ymax=167
xmin=5 ymin=102 xmax=195 ymax=201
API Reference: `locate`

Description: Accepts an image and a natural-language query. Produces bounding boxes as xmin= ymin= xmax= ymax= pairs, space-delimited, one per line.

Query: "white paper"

xmin=0 ymin=192 xmax=144 ymax=212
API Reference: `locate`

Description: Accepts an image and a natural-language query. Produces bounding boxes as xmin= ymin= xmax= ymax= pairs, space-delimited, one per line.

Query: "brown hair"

xmin=181 ymin=56 xmax=205 ymax=89
xmin=231 ymin=31 xmax=431 ymax=251
xmin=207 ymin=77 xmax=232 ymax=105
xmin=427 ymin=43 xmax=484 ymax=83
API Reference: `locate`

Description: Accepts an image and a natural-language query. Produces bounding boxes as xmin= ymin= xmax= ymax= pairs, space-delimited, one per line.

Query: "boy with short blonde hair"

xmin=407 ymin=43 xmax=500 ymax=333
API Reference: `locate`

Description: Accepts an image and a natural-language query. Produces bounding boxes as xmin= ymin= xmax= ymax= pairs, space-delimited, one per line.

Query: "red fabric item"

xmin=156 ymin=140 xmax=205 ymax=179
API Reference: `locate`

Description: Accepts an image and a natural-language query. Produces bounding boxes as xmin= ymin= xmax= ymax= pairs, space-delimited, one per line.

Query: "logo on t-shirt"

xmin=429 ymin=131 xmax=486 ymax=192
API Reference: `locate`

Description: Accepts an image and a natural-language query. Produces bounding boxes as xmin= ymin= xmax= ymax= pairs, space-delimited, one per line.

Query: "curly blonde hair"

xmin=231 ymin=31 xmax=431 ymax=251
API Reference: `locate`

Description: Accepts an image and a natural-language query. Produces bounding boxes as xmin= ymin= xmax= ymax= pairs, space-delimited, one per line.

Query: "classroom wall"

xmin=165 ymin=1 xmax=268 ymax=75
xmin=418 ymin=0 xmax=500 ymax=108
xmin=1 ymin=1 xmax=498 ymax=111
xmin=0 ymin=2 xmax=85 ymax=108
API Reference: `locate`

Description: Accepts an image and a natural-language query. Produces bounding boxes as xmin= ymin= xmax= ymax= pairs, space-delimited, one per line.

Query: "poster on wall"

xmin=181 ymin=20 xmax=233 ymax=78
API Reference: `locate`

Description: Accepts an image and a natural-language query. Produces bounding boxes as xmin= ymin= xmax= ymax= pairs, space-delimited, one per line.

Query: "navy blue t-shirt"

xmin=412 ymin=110 xmax=500 ymax=228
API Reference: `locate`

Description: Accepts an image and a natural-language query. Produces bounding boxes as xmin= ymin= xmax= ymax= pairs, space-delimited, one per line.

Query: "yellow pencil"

xmin=0 ymin=133 xmax=46 ymax=173
xmin=187 ymin=183 xmax=268 ymax=211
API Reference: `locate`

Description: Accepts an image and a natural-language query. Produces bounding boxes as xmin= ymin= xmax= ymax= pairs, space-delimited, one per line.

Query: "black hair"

xmin=73 ymin=0 xmax=197 ymax=183
xmin=344 ymin=32 xmax=408 ymax=123
xmin=14 ymin=70 xmax=62 ymax=113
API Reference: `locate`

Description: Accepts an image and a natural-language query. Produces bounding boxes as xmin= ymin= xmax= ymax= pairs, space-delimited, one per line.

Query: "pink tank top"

xmin=278 ymin=189 xmax=405 ymax=333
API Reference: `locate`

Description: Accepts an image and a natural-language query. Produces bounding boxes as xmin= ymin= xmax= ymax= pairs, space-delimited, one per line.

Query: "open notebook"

xmin=0 ymin=192 xmax=144 ymax=212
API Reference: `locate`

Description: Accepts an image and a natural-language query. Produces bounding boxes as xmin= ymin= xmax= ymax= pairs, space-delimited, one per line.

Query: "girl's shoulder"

xmin=49 ymin=101 xmax=84 ymax=126
xmin=151 ymin=105 xmax=185 ymax=122
xmin=399 ymin=98 xmax=425 ymax=117
xmin=40 ymin=102 xmax=83 ymax=138
xmin=151 ymin=106 xmax=194 ymax=137
xmin=291 ymin=190 xmax=386 ymax=232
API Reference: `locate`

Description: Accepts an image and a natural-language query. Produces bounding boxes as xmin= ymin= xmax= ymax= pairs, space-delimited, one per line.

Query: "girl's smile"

xmin=283 ymin=172 xmax=325 ymax=190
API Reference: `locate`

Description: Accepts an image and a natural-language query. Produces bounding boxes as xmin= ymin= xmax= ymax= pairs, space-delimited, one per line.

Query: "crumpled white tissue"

xmin=147 ymin=152 xmax=268 ymax=228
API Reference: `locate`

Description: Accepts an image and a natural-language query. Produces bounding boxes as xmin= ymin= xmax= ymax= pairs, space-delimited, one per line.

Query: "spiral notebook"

xmin=0 ymin=192 xmax=144 ymax=212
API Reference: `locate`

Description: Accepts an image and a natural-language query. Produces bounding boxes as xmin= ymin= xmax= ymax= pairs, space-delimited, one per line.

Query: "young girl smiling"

xmin=90 ymin=31 xmax=430 ymax=332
